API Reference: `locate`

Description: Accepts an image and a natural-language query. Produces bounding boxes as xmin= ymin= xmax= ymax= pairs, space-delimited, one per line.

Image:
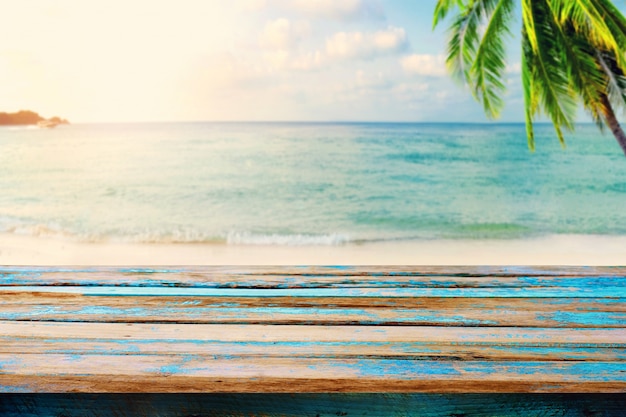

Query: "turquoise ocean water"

xmin=1 ymin=122 xmax=625 ymax=246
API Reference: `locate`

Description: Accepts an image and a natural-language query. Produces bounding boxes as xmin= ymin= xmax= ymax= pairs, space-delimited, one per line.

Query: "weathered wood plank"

xmin=7 ymin=274 xmax=626 ymax=289
xmin=3 ymin=376 xmax=624 ymax=394
xmin=1 ymin=296 xmax=624 ymax=327
xmin=5 ymin=293 xmax=624 ymax=311
xmin=3 ymin=285 xmax=625 ymax=297
xmin=2 ymin=265 xmax=626 ymax=276
xmin=2 ymin=322 xmax=624 ymax=344
xmin=1 ymin=354 xmax=625 ymax=393
xmin=1 ymin=337 xmax=623 ymax=361
xmin=2 ymin=266 xmax=626 ymax=287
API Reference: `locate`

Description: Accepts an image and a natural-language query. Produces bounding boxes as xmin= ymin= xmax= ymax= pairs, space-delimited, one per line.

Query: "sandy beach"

xmin=0 ymin=233 xmax=624 ymax=265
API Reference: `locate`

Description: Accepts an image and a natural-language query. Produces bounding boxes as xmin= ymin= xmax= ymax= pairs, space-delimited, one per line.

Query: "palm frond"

xmin=596 ymin=49 xmax=626 ymax=111
xmin=552 ymin=18 xmax=607 ymax=124
xmin=442 ymin=0 xmax=517 ymax=117
xmin=445 ymin=1 xmax=483 ymax=83
xmin=435 ymin=0 xmax=626 ymax=155
xmin=594 ymin=0 xmax=626 ymax=47
xmin=522 ymin=0 xmax=577 ymax=146
xmin=593 ymin=0 xmax=626 ymax=73
xmin=521 ymin=29 xmax=537 ymax=150
xmin=521 ymin=0 xmax=539 ymax=51
xmin=471 ymin=0 xmax=515 ymax=118
xmin=433 ymin=0 xmax=467 ymax=28
xmin=551 ymin=0 xmax=626 ymax=69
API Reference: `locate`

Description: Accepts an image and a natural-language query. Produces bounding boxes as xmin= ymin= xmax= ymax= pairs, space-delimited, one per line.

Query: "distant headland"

xmin=0 ymin=110 xmax=69 ymax=128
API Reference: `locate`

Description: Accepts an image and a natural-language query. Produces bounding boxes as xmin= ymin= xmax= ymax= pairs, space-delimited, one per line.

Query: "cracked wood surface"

xmin=0 ymin=266 xmax=624 ymax=393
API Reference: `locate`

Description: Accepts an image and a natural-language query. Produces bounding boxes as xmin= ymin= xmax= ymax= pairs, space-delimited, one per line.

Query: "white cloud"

xmin=506 ymin=62 xmax=521 ymax=74
xmin=326 ymin=70 xmax=395 ymax=107
xmin=393 ymin=82 xmax=430 ymax=102
xmin=263 ymin=49 xmax=324 ymax=71
xmin=260 ymin=25 xmax=409 ymax=72
xmin=394 ymin=82 xmax=429 ymax=93
xmin=263 ymin=50 xmax=290 ymax=69
xmin=391 ymin=82 xmax=463 ymax=117
xmin=252 ymin=0 xmax=384 ymax=20
xmin=259 ymin=18 xmax=310 ymax=50
xmin=195 ymin=52 xmax=269 ymax=89
xmin=355 ymin=70 xmax=392 ymax=90
xmin=401 ymin=54 xmax=447 ymax=77
xmin=326 ymin=27 xmax=408 ymax=60
xmin=290 ymin=50 xmax=324 ymax=71
xmin=289 ymin=0 xmax=384 ymax=20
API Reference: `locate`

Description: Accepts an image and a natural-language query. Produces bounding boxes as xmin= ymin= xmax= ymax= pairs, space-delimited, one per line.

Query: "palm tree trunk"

xmin=601 ymin=94 xmax=626 ymax=157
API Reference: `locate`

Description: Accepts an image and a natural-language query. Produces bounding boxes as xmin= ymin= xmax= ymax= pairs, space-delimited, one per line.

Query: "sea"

xmin=1 ymin=122 xmax=625 ymax=246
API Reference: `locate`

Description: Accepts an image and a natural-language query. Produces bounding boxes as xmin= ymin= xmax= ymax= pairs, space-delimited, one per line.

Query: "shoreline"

xmin=0 ymin=233 xmax=625 ymax=265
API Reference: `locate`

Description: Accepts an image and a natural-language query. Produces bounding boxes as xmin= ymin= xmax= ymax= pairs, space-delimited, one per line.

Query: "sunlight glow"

xmin=0 ymin=1 xmax=246 ymax=122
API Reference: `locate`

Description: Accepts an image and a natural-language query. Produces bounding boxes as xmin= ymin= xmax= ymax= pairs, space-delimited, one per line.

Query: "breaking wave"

xmin=226 ymin=232 xmax=351 ymax=246
xmin=0 ymin=218 xmax=352 ymax=246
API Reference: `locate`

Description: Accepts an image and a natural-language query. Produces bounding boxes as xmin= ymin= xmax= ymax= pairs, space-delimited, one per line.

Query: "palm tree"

xmin=433 ymin=0 xmax=626 ymax=156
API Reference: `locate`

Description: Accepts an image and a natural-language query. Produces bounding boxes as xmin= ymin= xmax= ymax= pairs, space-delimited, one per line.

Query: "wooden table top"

xmin=0 ymin=266 xmax=624 ymax=394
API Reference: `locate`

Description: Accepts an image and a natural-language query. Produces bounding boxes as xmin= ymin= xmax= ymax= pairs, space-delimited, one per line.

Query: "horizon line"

xmin=67 ymin=120 xmax=575 ymax=125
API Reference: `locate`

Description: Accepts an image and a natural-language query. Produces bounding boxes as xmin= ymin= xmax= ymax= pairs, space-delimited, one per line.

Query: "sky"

xmin=0 ymin=0 xmax=619 ymax=123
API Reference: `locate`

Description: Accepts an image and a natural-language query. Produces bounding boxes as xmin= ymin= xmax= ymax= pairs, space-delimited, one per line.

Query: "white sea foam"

xmin=0 ymin=218 xmax=352 ymax=246
xmin=2 ymin=233 xmax=625 ymax=266
xmin=226 ymin=231 xmax=350 ymax=246
xmin=0 ymin=217 xmax=71 ymax=239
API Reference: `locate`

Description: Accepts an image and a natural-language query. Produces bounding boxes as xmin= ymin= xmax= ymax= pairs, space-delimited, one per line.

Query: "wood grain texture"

xmin=0 ymin=266 xmax=624 ymax=394
xmin=2 ymin=296 xmax=623 ymax=327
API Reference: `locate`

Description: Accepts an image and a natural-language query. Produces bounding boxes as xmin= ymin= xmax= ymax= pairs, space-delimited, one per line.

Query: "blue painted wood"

xmin=2 ymin=267 xmax=626 ymax=287
xmin=0 ymin=266 xmax=624 ymax=395
xmin=1 ymin=304 xmax=623 ymax=327
xmin=1 ymin=355 xmax=625 ymax=388
xmin=4 ymin=285 xmax=626 ymax=297
xmin=1 ymin=337 xmax=623 ymax=361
